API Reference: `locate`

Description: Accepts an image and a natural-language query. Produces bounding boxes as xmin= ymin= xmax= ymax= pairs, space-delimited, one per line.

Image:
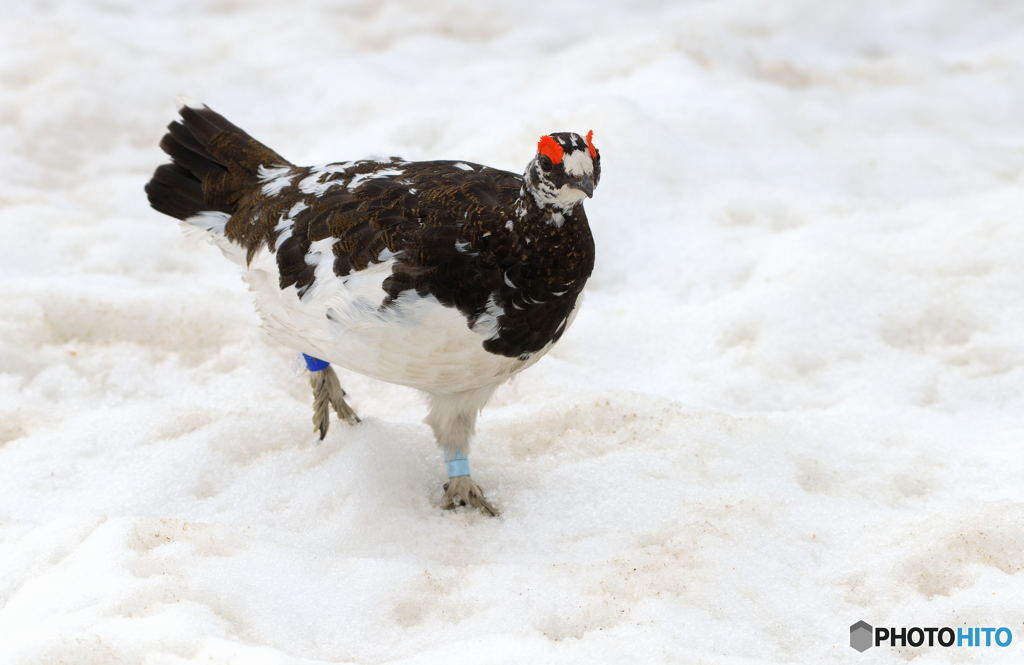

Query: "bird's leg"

xmin=442 ymin=451 xmax=498 ymax=517
xmin=306 ymin=354 xmax=360 ymax=441
xmin=425 ymin=387 xmax=500 ymax=517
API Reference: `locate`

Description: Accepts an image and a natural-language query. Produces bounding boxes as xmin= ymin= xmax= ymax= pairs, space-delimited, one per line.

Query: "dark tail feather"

xmin=145 ymin=104 xmax=290 ymax=221
xmin=145 ymin=164 xmax=209 ymax=219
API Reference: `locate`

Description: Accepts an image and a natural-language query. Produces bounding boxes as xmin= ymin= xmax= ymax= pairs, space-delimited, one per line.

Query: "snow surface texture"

xmin=1 ymin=1 xmax=1023 ymax=663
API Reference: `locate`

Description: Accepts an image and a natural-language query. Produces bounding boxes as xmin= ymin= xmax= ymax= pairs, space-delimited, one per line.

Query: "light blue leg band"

xmin=444 ymin=451 xmax=470 ymax=478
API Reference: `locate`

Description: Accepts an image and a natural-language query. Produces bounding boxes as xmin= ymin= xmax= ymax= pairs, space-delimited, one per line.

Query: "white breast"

xmin=242 ymin=249 xmax=557 ymax=393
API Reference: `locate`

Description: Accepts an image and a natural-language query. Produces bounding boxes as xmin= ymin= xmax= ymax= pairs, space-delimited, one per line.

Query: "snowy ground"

xmin=2 ymin=1 xmax=1023 ymax=663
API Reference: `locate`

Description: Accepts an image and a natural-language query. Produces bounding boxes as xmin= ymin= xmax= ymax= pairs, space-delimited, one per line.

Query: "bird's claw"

xmin=442 ymin=476 xmax=499 ymax=517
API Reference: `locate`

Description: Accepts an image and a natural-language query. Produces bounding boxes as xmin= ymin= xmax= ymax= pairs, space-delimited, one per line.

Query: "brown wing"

xmin=219 ymin=159 xmax=522 ymax=299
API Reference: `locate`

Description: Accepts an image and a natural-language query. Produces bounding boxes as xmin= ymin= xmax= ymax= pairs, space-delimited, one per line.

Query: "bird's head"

xmin=525 ymin=131 xmax=600 ymax=210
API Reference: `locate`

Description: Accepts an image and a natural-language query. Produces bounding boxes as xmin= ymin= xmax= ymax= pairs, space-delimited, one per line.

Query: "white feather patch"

xmin=471 ymin=294 xmax=504 ymax=340
xmin=179 ymin=211 xmax=244 ymax=263
xmin=346 ymin=168 xmax=404 ymax=192
xmin=182 ymin=210 xmax=230 ymax=234
xmin=242 ymin=252 xmax=548 ymax=393
xmin=561 ymin=150 xmax=593 ymax=178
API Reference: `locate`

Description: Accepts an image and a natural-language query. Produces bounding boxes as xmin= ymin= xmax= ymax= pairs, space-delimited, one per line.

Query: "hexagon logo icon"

xmin=850 ymin=620 xmax=873 ymax=652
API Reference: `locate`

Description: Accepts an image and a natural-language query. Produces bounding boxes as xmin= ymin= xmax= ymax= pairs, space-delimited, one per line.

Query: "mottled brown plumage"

xmin=146 ymin=106 xmax=597 ymax=359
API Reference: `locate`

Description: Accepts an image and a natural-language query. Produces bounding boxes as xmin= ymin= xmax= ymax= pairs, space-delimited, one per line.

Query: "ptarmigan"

xmin=145 ymin=105 xmax=599 ymax=515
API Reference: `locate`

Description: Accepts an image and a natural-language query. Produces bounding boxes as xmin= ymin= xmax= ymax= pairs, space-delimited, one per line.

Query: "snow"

xmin=1 ymin=1 xmax=1023 ymax=663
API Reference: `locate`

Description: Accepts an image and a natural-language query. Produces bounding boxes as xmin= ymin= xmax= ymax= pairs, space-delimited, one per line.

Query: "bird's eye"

xmin=539 ymin=156 xmax=552 ymax=171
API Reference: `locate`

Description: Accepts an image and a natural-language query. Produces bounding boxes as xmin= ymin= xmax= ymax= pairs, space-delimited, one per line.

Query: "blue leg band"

xmin=303 ymin=354 xmax=330 ymax=372
xmin=444 ymin=451 xmax=470 ymax=478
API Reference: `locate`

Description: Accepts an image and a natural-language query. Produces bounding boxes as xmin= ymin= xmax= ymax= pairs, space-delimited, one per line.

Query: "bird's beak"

xmin=576 ymin=175 xmax=595 ymax=198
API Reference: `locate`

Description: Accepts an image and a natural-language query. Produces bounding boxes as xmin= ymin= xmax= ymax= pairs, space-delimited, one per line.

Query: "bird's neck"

xmin=514 ymin=185 xmax=582 ymax=230
xmin=491 ymin=186 xmax=594 ymax=296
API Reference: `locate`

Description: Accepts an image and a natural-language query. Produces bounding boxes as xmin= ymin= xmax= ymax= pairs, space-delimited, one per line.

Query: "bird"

xmin=144 ymin=104 xmax=599 ymax=515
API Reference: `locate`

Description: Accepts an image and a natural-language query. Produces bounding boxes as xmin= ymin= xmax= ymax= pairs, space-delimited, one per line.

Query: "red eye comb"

xmin=537 ymin=135 xmax=564 ymax=164
xmin=586 ymin=130 xmax=597 ymax=158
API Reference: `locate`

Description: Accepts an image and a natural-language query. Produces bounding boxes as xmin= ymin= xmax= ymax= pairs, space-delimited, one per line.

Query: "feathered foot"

xmin=442 ymin=476 xmax=499 ymax=517
xmin=310 ymin=365 xmax=360 ymax=440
